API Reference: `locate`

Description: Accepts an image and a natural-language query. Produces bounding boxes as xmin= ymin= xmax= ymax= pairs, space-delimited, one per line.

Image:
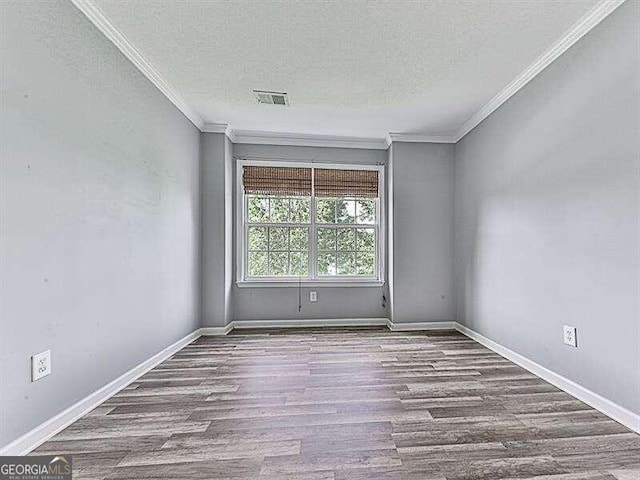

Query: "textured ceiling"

xmin=90 ymin=0 xmax=600 ymax=138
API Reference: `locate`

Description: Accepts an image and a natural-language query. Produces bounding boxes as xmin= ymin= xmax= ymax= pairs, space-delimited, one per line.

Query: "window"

xmin=237 ymin=161 xmax=384 ymax=285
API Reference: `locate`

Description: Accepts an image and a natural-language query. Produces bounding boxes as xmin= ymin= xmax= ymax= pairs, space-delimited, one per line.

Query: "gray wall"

xmin=0 ymin=0 xmax=201 ymax=447
xmin=201 ymin=133 xmax=234 ymax=327
xmin=2 ymin=0 xmax=636 ymax=453
xmin=201 ymin=141 xmax=457 ymax=323
xmin=454 ymin=1 xmax=639 ymax=414
xmin=389 ymin=143 xmax=455 ymax=323
xmin=231 ymin=144 xmax=389 ymax=321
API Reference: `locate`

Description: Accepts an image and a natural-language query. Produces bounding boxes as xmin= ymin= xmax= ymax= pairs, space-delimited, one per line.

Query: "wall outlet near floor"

xmin=32 ymin=350 xmax=51 ymax=381
xmin=563 ymin=326 xmax=577 ymax=347
xmin=309 ymin=291 xmax=317 ymax=302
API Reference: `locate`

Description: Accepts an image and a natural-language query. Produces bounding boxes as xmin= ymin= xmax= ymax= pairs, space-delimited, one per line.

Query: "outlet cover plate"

xmin=32 ymin=350 xmax=51 ymax=381
xmin=309 ymin=291 xmax=317 ymax=302
xmin=563 ymin=325 xmax=577 ymax=347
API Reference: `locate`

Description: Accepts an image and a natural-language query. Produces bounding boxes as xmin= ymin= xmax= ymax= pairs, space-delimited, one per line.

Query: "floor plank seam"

xmin=30 ymin=327 xmax=640 ymax=480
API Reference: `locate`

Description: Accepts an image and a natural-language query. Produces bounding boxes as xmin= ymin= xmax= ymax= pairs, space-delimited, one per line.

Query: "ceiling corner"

xmin=70 ymin=0 xmax=204 ymax=130
xmin=452 ymin=0 xmax=626 ymax=142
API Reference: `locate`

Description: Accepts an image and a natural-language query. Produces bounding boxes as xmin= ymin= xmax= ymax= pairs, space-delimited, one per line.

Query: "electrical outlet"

xmin=32 ymin=350 xmax=51 ymax=381
xmin=563 ymin=326 xmax=577 ymax=347
xmin=309 ymin=291 xmax=317 ymax=302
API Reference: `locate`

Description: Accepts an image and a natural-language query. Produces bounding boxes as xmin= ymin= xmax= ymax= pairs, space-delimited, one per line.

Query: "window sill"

xmin=236 ymin=280 xmax=385 ymax=288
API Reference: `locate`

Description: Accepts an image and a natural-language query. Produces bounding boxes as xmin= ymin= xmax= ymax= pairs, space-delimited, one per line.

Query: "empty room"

xmin=1 ymin=0 xmax=639 ymax=478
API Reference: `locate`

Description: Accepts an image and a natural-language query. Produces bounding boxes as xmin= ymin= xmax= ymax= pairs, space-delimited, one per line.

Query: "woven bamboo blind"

xmin=243 ymin=166 xmax=312 ymax=196
xmin=314 ymin=168 xmax=378 ymax=198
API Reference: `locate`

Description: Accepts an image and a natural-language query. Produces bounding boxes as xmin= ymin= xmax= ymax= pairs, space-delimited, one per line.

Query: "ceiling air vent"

xmin=253 ymin=90 xmax=289 ymax=106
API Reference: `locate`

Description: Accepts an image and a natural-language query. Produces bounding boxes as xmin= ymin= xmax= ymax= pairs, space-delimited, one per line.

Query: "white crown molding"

xmin=454 ymin=322 xmax=640 ymax=434
xmin=73 ymin=0 xmax=623 ymax=144
xmin=453 ymin=0 xmax=625 ymax=141
xmin=203 ymin=124 xmax=390 ymax=149
xmin=386 ymin=133 xmax=457 ymax=146
xmin=70 ymin=0 xmax=204 ymax=130
xmin=0 ymin=329 xmax=201 ymax=456
xmin=202 ymin=123 xmax=228 ymax=134
xmin=202 ymin=123 xmax=238 ymax=143
xmin=206 ymin=128 xmax=456 ymax=150
xmin=224 ymin=127 xmax=238 ymax=143
xmin=231 ymin=130 xmax=390 ymax=150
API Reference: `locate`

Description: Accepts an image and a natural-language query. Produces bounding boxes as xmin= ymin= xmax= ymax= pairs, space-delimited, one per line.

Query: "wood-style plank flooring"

xmin=33 ymin=328 xmax=640 ymax=479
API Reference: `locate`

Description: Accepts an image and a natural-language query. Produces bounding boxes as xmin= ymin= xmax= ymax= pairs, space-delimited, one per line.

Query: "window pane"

xmin=290 ymin=227 xmax=308 ymax=251
xmin=248 ymin=227 xmax=267 ymax=250
xmin=290 ymin=198 xmax=310 ymax=223
xmin=337 ymin=228 xmax=355 ymax=251
xmin=356 ymin=251 xmax=375 ymax=276
xmin=290 ymin=252 xmax=309 ymax=276
xmin=357 ymin=228 xmax=375 ymax=251
xmin=245 ymin=168 xmax=380 ymax=281
xmin=248 ymin=251 xmax=268 ymax=276
xmin=317 ymin=228 xmax=336 ymax=250
xmin=269 ymin=252 xmax=288 ymax=276
xmin=337 ymin=252 xmax=356 ymax=275
xmin=336 ymin=199 xmax=356 ymax=224
xmin=248 ymin=197 xmax=269 ymax=223
xmin=356 ymin=199 xmax=375 ymax=224
xmin=270 ymin=197 xmax=290 ymax=223
xmin=269 ymin=227 xmax=288 ymax=250
xmin=316 ymin=199 xmax=336 ymax=223
xmin=317 ymin=251 xmax=336 ymax=276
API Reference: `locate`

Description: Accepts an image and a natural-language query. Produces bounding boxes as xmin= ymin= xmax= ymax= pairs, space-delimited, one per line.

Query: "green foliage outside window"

xmin=246 ymin=194 xmax=377 ymax=278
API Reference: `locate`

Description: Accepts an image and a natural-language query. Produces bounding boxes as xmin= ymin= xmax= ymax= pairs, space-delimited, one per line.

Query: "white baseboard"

xmin=198 ymin=324 xmax=234 ymax=336
xmin=387 ymin=320 xmax=457 ymax=331
xmin=229 ymin=318 xmax=389 ymax=330
xmin=454 ymin=322 xmax=640 ymax=435
xmin=0 ymin=330 xmax=201 ymax=456
xmin=201 ymin=319 xmax=457 ymax=333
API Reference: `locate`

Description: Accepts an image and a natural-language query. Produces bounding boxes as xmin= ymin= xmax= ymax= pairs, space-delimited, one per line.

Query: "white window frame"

xmin=236 ymin=160 xmax=385 ymax=288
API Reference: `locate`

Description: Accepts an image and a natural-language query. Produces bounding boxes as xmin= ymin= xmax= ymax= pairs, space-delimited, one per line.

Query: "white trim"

xmin=236 ymin=160 xmax=385 ymax=285
xmin=310 ymin=166 xmax=317 ymax=279
xmin=202 ymin=123 xmax=238 ymax=143
xmin=386 ymin=133 xmax=457 ymax=146
xmin=237 ymin=160 xmax=385 ymax=171
xmin=387 ymin=320 xmax=457 ymax=331
xmin=69 ymin=0 xmax=204 ymax=130
xmin=199 ymin=324 xmax=234 ymax=336
xmin=453 ymin=0 xmax=625 ymax=141
xmin=225 ymin=127 xmax=238 ymax=143
xmin=73 ymin=0 xmax=622 ymax=143
xmin=0 ymin=330 xmax=201 ymax=456
xmin=231 ymin=318 xmax=389 ymax=329
xmin=205 ymin=319 xmax=455 ymax=331
xmin=231 ymin=130 xmax=389 ymax=150
xmin=236 ymin=280 xmax=385 ymax=288
xmin=376 ymin=163 xmax=387 ymax=283
xmin=202 ymin=123 xmax=229 ymax=134
xmin=235 ymin=159 xmax=245 ymax=282
xmin=454 ymin=322 xmax=640 ymax=434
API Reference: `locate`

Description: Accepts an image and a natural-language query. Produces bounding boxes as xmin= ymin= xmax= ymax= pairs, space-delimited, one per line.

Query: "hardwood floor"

xmin=32 ymin=328 xmax=640 ymax=479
